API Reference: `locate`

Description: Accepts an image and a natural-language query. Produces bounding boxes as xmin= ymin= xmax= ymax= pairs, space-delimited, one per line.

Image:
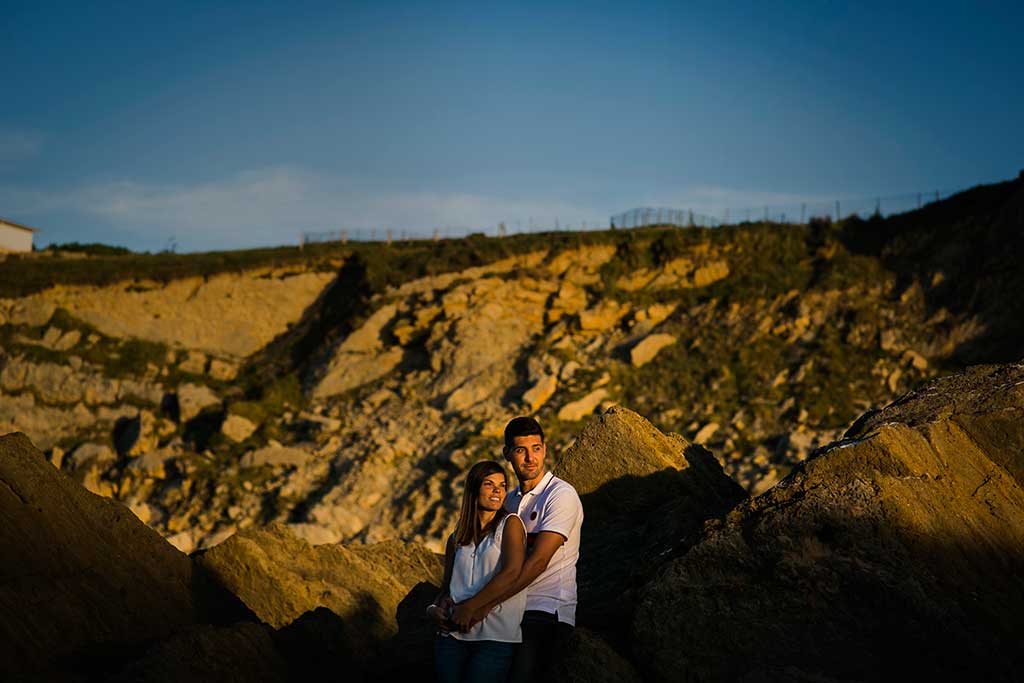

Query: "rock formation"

xmin=633 ymin=362 xmax=1024 ymax=681
xmin=0 ymin=432 xmax=196 ymax=679
xmin=555 ymin=406 xmax=746 ymax=635
xmin=0 ymin=432 xmax=446 ymax=681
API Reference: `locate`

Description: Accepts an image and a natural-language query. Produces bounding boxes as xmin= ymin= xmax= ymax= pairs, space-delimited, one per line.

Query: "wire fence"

xmin=300 ymin=187 xmax=959 ymax=246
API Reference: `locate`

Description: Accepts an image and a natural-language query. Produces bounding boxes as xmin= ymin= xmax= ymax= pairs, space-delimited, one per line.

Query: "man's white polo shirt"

xmin=505 ymin=470 xmax=583 ymax=626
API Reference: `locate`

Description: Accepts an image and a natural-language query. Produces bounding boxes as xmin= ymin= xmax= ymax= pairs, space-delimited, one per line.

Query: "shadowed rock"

xmin=554 ymin=406 xmax=747 ymax=636
xmin=633 ymin=362 xmax=1024 ymax=682
xmin=0 ymin=432 xmax=195 ymax=679
xmin=109 ymin=622 xmax=289 ymax=683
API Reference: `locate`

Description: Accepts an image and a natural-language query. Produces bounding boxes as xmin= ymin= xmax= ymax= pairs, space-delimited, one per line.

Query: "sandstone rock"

xmin=557 ymin=388 xmax=609 ymax=421
xmin=692 ymin=259 xmax=730 ymax=287
xmin=48 ymin=446 xmax=64 ymax=469
xmin=629 ymin=333 xmax=677 ymax=367
xmin=0 ymin=392 xmax=96 ymax=450
xmin=113 ymin=410 xmax=161 ymax=457
xmin=194 ymin=524 xmax=443 ymax=664
xmin=16 ymin=268 xmax=335 ymax=357
xmin=428 ymin=277 xmax=549 ymax=409
xmin=241 ymin=445 xmax=310 ymax=468
xmin=338 ymin=304 xmax=397 ymax=354
xmin=126 ymin=448 xmax=178 ymax=479
xmin=522 ymin=374 xmax=558 ymax=412
xmin=68 ymin=442 xmax=117 ymax=471
xmin=614 ymin=268 xmax=657 ymax=292
xmin=0 ymin=298 xmax=55 ymax=326
xmin=635 ymin=302 xmax=677 ymax=327
xmin=178 ymin=350 xmax=208 ymax=375
xmin=633 ymin=362 xmax=1024 ymax=682
xmin=904 ymin=348 xmax=929 ymax=370
xmin=547 ymin=279 xmax=589 ymax=323
xmin=887 ymin=366 xmax=903 ymax=392
xmin=208 ymin=357 xmax=239 ymax=381
xmin=554 ymin=406 xmax=746 ymax=631
xmin=54 ymin=328 xmax=81 ymax=351
xmin=166 ymin=530 xmax=195 ymax=554
xmin=693 ymin=421 xmax=719 ymax=444
xmin=560 ymin=360 xmax=581 ymax=381
xmin=314 ymin=347 xmax=404 ymax=399
xmin=0 ymin=433 xmax=195 ymax=678
xmin=578 ymin=300 xmax=629 ymax=332
xmin=647 ymin=257 xmax=694 ymax=289
xmin=222 ymin=414 xmax=259 ymax=443
xmin=175 ymin=383 xmax=220 ymax=422
xmin=547 ymin=245 xmax=616 ymax=277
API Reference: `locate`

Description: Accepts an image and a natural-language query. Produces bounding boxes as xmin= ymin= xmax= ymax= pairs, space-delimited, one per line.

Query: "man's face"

xmin=504 ymin=434 xmax=546 ymax=484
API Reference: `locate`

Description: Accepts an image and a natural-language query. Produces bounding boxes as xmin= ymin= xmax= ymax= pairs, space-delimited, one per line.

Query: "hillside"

xmin=0 ymin=174 xmax=1021 ymax=553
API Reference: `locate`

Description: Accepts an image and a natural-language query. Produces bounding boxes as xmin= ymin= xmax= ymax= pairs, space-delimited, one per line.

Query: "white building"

xmin=0 ymin=218 xmax=37 ymax=252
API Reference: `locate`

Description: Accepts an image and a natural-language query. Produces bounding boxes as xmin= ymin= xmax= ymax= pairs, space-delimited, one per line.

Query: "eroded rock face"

xmin=633 ymin=363 xmax=1024 ymax=682
xmin=11 ymin=268 xmax=336 ymax=357
xmin=0 ymin=432 xmax=195 ymax=679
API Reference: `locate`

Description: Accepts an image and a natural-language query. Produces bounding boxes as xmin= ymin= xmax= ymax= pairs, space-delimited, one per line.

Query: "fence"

xmin=300 ymin=187 xmax=960 ymax=246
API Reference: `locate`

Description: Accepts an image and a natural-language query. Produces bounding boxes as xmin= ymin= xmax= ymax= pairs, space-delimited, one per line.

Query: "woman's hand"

xmin=428 ymin=595 xmax=455 ymax=631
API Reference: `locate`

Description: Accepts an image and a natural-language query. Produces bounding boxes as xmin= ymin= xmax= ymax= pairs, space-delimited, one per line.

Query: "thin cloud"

xmin=0 ymin=129 xmax=44 ymax=162
xmin=0 ymin=167 xmax=609 ymax=251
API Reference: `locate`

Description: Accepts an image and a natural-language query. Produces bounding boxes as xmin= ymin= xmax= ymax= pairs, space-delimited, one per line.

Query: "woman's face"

xmin=477 ymin=472 xmax=507 ymax=512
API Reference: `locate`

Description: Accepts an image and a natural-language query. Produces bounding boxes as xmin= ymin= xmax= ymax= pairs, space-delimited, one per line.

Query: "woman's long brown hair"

xmin=453 ymin=461 xmax=510 ymax=546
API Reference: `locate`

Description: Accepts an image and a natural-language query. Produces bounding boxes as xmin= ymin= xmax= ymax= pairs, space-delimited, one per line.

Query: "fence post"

xmin=917 ymin=193 xmax=922 ymax=209
xmin=835 ymin=200 xmax=840 ymax=221
xmin=875 ymin=198 xmax=881 ymax=216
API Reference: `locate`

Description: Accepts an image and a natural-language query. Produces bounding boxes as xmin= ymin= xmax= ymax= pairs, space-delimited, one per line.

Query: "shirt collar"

xmin=520 ymin=470 xmax=554 ymax=498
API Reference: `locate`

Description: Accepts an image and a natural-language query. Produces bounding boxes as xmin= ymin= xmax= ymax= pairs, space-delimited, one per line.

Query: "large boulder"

xmin=554 ymin=406 xmax=746 ymax=634
xmin=194 ymin=523 xmax=443 ymax=671
xmin=0 ymin=432 xmax=196 ymax=679
xmin=633 ymin=363 xmax=1024 ymax=681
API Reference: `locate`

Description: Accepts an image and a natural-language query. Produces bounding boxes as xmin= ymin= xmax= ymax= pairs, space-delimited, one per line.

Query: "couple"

xmin=427 ymin=416 xmax=583 ymax=683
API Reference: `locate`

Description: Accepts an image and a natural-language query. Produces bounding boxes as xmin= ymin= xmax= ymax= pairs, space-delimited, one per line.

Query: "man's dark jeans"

xmin=507 ymin=610 xmax=574 ymax=683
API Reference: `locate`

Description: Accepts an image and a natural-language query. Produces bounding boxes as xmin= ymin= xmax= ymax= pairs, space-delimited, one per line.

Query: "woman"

xmin=427 ymin=460 xmax=528 ymax=683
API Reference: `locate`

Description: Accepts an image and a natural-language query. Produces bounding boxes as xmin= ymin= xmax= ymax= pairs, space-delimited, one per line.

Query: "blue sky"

xmin=2 ymin=1 xmax=1022 ymax=252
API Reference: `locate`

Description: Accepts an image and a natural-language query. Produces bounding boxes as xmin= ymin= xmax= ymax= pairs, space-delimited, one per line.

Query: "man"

xmin=453 ymin=416 xmax=583 ymax=682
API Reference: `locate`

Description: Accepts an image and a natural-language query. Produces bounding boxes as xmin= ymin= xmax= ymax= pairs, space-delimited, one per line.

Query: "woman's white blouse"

xmin=448 ymin=513 xmax=527 ymax=643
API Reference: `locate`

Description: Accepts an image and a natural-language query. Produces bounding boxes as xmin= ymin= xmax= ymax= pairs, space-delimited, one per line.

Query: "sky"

xmin=1 ymin=0 xmax=1022 ymax=252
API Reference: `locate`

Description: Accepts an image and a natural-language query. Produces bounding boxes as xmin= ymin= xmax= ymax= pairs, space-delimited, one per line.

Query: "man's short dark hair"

xmin=504 ymin=416 xmax=544 ymax=450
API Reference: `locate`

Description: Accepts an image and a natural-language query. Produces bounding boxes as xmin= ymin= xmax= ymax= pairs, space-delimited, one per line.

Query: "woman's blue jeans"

xmin=435 ymin=634 xmax=517 ymax=683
